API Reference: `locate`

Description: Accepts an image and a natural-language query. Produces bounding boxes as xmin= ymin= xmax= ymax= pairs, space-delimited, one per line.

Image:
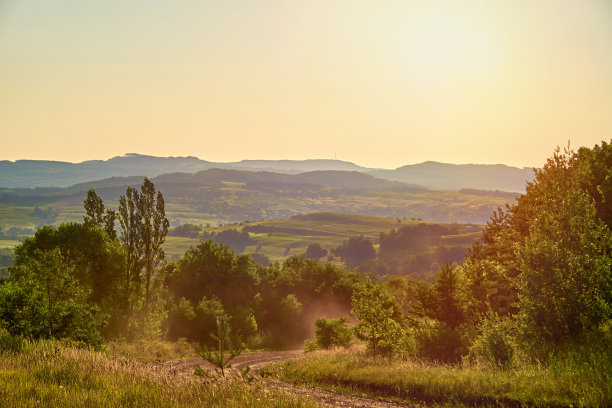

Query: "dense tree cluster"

xmin=347 ymin=142 xmax=611 ymax=362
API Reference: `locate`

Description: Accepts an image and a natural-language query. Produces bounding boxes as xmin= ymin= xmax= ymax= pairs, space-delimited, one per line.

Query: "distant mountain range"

xmin=0 ymin=153 xmax=535 ymax=192
xmin=0 ymin=167 xmax=517 ymax=225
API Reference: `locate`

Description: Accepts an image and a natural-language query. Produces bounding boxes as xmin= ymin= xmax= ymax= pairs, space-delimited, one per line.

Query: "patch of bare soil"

xmin=163 ymin=351 xmax=418 ymax=408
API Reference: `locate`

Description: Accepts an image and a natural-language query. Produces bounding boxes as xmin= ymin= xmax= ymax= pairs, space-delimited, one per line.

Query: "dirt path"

xmin=163 ymin=351 xmax=417 ymax=408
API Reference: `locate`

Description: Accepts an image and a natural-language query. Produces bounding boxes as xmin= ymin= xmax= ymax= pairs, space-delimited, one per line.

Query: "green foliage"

xmin=0 ymin=249 xmax=103 ymax=347
xmin=516 ymin=187 xmax=612 ymax=346
xmin=117 ymin=178 xmax=170 ymax=338
xmin=467 ymin=313 xmax=516 ymax=368
xmin=510 ymin=147 xmax=612 ymax=348
xmin=304 ymin=317 xmax=352 ymax=352
xmin=194 ymin=317 xmax=243 ymax=377
xmin=333 ymin=236 xmax=376 ymax=268
xmin=351 ymin=281 xmax=405 ymax=357
xmin=83 ymin=188 xmax=117 ymax=239
xmin=214 ymin=229 xmax=254 ymax=254
xmin=304 ymin=243 xmax=327 ymax=260
xmin=464 ymin=141 xmax=612 ymax=355
xmin=11 ymin=223 xmax=124 ymax=337
xmin=166 ymin=296 xmax=226 ymax=344
xmin=168 ymin=223 xmax=202 ymax=238
xmin=410 ymin=318 xmax=467 ymax=363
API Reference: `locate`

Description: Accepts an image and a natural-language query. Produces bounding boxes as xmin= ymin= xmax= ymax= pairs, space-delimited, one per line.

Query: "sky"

xmin=1 ymin=0 xmax=611 ymax=169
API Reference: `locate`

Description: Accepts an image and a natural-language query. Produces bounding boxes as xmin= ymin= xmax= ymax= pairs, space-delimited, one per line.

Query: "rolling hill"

xmin=0 ymin=154 xmax=534 ymax=192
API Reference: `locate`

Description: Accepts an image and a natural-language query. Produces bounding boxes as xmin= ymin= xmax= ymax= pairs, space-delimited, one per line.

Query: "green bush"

xmin=467 ymin=314 xmax=516 ymax=368
xmin=411 ymin=318 xmax=467 ymax=363
xmin=305 ymin=317 xmax=352 ymax=352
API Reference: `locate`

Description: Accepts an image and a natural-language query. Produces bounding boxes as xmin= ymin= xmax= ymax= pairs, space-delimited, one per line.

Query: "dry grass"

xmin=0 ymin=337 xmax=320 ymax=408
xmin=265 ymin=342 xmax=611 ymax=407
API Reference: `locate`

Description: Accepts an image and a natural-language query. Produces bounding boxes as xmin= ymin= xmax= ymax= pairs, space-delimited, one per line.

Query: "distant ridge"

xmin=0 ymin=154 xmax=534 ymax=192
xmin=369 ymin=161 xmax=533 ymax=192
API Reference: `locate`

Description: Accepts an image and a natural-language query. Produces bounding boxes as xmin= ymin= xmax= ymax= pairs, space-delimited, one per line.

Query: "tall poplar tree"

xmin=118 ymin=186 xmax=142 ymax=335
xmin=138 ymin=178 xmax=169 ymax=323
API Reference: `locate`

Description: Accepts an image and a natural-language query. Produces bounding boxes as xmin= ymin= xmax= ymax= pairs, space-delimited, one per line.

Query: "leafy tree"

xmin=516 ymin=187 xmax=612 ymax=344
xmin=0 ymin=249 xmax=102 ymax=347
xmin=463 ymin=141 xmax=612 ymax=353
xmin=166 ymin=296 xmax=226 ymax=343
xmin=83 ymin=188 xmax=105 ymax=226
xmin=11 ymin=223 xmax=123 ymax=337
xmin=168 ymin=224 xmax=202 ymax=238
xmin=333 ymin=236 xmax=376 ymax=268
xmin=351 ymin=281 xmax=405 ymax=357
xmin=214 ymin=229 xmax=254 ymax=254
xmin=304 ymin=317 xmax=352 ymax=352
xmin=304 ymin=243 xmax=327 ymax=260
xmin=83 ymin=188 xmax=117 ymax=239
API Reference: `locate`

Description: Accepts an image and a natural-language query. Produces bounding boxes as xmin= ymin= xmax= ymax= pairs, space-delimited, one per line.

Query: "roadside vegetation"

xmin=0 ymin=333 xmax=318 ymax=408
xmin=267 ymin=333 xmax=610 ymax=407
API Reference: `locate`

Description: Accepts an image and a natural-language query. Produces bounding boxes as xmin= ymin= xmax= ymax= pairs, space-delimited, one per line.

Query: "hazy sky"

xmin=1 ymin=0 xmax=611 ymax=169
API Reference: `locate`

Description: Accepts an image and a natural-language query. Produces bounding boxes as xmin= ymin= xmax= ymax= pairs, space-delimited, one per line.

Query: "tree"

xmin=0 ymin=249 xmax=103 ymax=347
xmin=83 ymin=188 xmax=117 ymax=240
xmin=194 ymin=317 xmax=243 ymax=377
xmin=305 ymin=317 xmax=352 ymax=352
xmin=11 ymin=222 xmax=124 ymax=337
xmin=463 ymin=141 xmax=612 ymax=352
xmin=118 ymin=186 xmax=142 ymax=335
xmin=138 ymin=178 xmax=169 ymax=323
xmin=334 ymin=236 xmax=376 ymax=268
xmin=516 ymin=187 xmax=612 ymax=344
xmin=305 ymin=243 xmax=327 ymax=260
xmin=351 ymin=281 xmax=405 ymax=357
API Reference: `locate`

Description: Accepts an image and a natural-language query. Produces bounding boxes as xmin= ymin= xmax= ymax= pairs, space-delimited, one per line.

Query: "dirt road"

xmin=163 ymin=351 xmax=416 ymax=408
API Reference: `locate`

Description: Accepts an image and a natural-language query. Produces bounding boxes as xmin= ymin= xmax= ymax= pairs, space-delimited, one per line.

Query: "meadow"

xmin=0 ymin=334 xmax=319 ymax=408
xmin=265 ymin=335 xmax=611 ymax=408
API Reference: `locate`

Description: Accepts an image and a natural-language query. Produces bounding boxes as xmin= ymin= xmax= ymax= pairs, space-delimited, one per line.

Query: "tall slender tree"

xmin=138 ymin=178 xmax=169 ymax=323
xmin=118 ymin=186 xmax=142 ymax=335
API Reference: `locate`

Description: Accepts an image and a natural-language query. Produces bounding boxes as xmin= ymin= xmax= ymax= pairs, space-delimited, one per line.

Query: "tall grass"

xmin=0 ymin=337 xmax=320 ymax=408
xmin=265 ymin=340 xmax=611 ymax=407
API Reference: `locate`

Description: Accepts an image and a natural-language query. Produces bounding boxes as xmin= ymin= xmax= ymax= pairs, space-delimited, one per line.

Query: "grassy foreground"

xmin=265 ymin=345 xmax=611 ymax=407
xmin=0 ymin=338 xmax=319 ymax=408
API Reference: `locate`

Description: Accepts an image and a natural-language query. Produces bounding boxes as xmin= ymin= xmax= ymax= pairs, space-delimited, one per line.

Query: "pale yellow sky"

xmin=1 ymin=0 xmax=611 ymax=169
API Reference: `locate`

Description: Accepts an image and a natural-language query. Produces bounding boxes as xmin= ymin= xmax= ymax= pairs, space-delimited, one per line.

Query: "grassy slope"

xmin=265 ymin=345 xmax=611 ymax=408
xmin=0 ymin=338 xmax=320 ymax=408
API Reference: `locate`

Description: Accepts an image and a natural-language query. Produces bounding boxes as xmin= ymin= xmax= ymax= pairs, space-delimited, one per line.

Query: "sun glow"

xmin=398 ymin=9 xmax=500 ymax=86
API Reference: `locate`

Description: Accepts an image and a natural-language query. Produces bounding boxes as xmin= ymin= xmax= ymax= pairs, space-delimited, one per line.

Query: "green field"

xmin=164 ymin=213 xmax=408 ymax=261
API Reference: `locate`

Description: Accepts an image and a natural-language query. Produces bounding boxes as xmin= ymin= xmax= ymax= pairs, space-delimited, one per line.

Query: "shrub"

xmin=467 ymin=314 xmax=516 ymax=368
xmin=305 ymin=317 xmax=352 ymax=352
xmin=411 ymin=318 xmax=467 ymax=363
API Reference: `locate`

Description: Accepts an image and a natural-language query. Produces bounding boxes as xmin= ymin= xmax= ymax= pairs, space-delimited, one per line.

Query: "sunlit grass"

xmin=0 ymin=338 xmax=320 ymax=408
xmin=265 ymin=343 xmax=611 ymax=407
